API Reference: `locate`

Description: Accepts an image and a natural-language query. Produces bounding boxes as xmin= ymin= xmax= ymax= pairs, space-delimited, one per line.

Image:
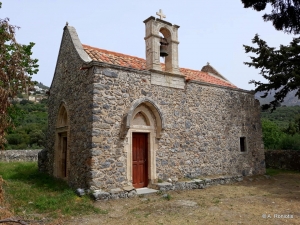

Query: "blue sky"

xmin=1 ymin=0 xmax=296 ymax=90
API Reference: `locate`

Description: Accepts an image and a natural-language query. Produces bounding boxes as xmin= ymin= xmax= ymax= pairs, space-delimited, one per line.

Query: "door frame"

xmin=125 ymin=104 xmax=159 ymax=187
xmin=126 ymin=128 xmax=157 ymax=187
xmin=132 ymin=132 xmax=148 ymax=188
xmin=54 ymin=131 xmax=68 ymax=179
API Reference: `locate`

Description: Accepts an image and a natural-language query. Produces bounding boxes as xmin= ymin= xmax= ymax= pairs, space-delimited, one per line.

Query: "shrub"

xmin=279 ymin=133 xmax=300 ymax=150
xmin=261 ymin=119 xmax=283 ymax=149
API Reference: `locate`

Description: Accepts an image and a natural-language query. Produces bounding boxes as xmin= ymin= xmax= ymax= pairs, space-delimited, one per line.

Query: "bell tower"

xmin=143 ymin=10 xmax=180 ymax=75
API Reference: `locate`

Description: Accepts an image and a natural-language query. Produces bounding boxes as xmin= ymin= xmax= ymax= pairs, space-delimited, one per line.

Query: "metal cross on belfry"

xmin=156 ymin=9 xmax=166 ymax=20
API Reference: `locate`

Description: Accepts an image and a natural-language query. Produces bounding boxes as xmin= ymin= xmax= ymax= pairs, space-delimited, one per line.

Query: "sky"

xmin=1 ymin=0 xmax=297 ymax=90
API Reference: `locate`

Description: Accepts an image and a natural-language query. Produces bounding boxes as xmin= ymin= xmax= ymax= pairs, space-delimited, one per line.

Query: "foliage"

xmin=4 ymin=99 xmax=47 ymax=149
xmin=0 ymin=162 xmax=104 ymax=219
xmin=242 ymin=0 xmax=300 ymax=111
xmin=294 ymin=114 xmax=300 ymax=131
xmin=283 ymin=121 xmax=297 ymax=135
xmin=261 ymin=119 xmax=283 ymax=149
xmin=0 ymin=2 xmax=39 ymax=148
xmin=265 ymin=168 xmax=300 ymax=175
xmin=261 ymin=106 xmax=300 ymax=150
xmin=278 ymin=133 xmax=300 ymax=149
xmin=261 ymin=105 xmax=300 ymax=129
xmin=244 ymin=35 xmax=300 ymax=110
xmin=241 ymin=0 xmax=300 ymax=34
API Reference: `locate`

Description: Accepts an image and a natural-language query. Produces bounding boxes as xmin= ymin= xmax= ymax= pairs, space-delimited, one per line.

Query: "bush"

xmin=261 ymin=119 xmax=283 ymax=149
xmin=29 ymin=129 xmax=45 ymax=147
xmin=279 ymin=133 xmax=300 ymax=150
xmin=7 ymin=133 xmax=29 ymax=146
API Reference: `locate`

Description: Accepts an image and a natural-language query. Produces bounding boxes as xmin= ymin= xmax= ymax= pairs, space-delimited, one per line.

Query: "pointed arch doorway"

xmin=54 ymin=103 xmax=69 ymax=179
xmin=122 ymin=98 xmax=165 ymax=189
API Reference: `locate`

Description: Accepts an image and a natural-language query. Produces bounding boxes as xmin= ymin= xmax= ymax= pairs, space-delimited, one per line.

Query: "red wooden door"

xmin=132 ymin=133 xmax=148 ymax=188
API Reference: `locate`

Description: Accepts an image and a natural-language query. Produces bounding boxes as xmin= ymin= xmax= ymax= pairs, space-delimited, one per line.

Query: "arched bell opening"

xmin=54 ymin=103 xmax=70 ymax=180
xmin=159 ymin=28 xmax=171 ymax=65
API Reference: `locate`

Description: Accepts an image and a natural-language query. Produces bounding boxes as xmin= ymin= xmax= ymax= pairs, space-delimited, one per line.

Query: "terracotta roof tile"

xmin=82 ymin=44 xmax=237 ymax=89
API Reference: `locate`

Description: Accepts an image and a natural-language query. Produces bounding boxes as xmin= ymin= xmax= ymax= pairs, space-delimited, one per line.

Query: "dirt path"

xmin=62 ymin=173 xmax=300 ymax=225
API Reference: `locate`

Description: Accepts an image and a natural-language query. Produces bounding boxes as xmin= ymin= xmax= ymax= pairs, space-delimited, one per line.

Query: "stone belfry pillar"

xmin=143 ymin=11 xmax=180 ymax=75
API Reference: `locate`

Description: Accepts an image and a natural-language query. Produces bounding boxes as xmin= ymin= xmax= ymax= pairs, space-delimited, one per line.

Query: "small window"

xmin=240 ymin=137 xmax=246 ymax=152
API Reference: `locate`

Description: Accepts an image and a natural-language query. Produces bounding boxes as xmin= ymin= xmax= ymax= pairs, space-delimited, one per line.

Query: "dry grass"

xmin=1 ymin=170 xmax=300 ymax=225
xmin=65 ymin=171 xmax=300 ymax=225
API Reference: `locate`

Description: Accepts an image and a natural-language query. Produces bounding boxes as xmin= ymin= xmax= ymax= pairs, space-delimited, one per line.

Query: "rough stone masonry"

xmin=39 ymin=14 xmax=265 ymax=193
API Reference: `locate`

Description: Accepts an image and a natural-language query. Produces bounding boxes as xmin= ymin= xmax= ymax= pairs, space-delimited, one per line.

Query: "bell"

xmin=160 ymin=45 xmax=168 ymax=57
xmin=160 ymin=37 xmax=169 ymax=57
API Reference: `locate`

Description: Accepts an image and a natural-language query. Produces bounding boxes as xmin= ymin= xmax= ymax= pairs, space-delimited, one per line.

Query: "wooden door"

xmin=61 ymin=136 xmax=67 ymax=177
xmin=132 ymin=133 xmax=148 ymax=188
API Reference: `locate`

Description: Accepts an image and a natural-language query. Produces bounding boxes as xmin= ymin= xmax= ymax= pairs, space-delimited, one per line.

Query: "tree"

xmin=0 ymin=2 xmax=39 ymax=149
xmin=241 ymin=0 xmax=300 ymax=34
xmin=261 ymin=119 xmax=283 ymax=148
xmin=241 ymin=0 xmax=300 ymax=110
xmin=284 ymin=120 xmax=297 ymax=135
xmin=244 ymin=35 xmax=300 ymax=110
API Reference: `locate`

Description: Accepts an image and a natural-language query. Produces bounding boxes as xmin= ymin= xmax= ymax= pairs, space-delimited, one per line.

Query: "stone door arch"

xmin=54 ymin=103 xmax=70 ymax=179
xmin=122 ymin=98 xmax=165 ymax=187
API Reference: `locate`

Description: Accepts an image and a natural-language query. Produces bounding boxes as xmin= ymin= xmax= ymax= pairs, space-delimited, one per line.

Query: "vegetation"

xmin=261 ymin=106 xmax=300 ymax=150
xmin=4 ymin=99 xmax=48 ymax=149
xmin=261 ymin=105 xmax=300 ymax=129
xmin=0 ymin=2 xmax=39 ymax=149
xmin=0 ymin=162 xmax=104 ymax=220
xmin=265 ymin=168 xmax=300 ymax=176
xmin=241 ymin=0 xmax=300 ymax=34
xmin=242 ymin=0 xmax=300 ymax=110
xmin=244 ymin=35 xmax=300 ymax=111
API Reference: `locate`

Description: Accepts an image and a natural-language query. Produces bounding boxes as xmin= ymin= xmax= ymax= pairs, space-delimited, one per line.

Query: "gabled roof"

xmin=83 ymin=44 xmax=237 ymax=89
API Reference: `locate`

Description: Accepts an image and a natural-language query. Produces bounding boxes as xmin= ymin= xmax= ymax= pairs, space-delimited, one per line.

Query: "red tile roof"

xmin=83 ymin=44 xmax=237 ymax=88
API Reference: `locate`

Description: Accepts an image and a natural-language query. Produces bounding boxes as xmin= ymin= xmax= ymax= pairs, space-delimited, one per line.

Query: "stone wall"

xmin=44 ymin=26 xmax=94 ymax=188
xmin=43 ymin=26 xmax=265 ymax=191
xmin=0 ymin=150 xmax=41 ymax=162
xmin=88 ymin=65 xmax=265 ymax=190
xmin=265 ymin=150 xmax=300 ymax=171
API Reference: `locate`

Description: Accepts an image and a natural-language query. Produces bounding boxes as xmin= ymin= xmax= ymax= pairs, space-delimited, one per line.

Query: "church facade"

xmin=39 ymin=15 xmax=265 ymax=190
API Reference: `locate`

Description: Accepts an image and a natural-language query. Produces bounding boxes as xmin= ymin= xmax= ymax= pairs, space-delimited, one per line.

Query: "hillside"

xmin=255 ymin=89 xmax=300 ymax=106
xmin=35 ymin=82 xmax=49 ymax=90
xmin=5 ymin=99 xmax=48 ymax=150
xmin=261 ymin=105 xmax=300 ymax=130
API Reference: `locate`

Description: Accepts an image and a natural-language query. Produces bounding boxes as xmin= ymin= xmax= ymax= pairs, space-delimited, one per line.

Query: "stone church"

xmin=39 ymin=13 xmax=265 ymax=191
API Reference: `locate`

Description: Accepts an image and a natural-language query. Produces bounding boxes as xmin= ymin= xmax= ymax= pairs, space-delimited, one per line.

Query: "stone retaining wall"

xmin=265 ymin=150 xmax=300 ymax=171
xmin=0 ymin=150 xmax=41 ymax=162
xmin=91 ymin=174 xmax=243 ymax=201
xmin=152 ymin=175 xmax=243 ymax=191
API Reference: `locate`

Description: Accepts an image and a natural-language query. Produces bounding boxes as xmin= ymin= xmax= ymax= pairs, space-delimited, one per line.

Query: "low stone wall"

xmin=152 ymin=175 xmax=243 ymax=191
xmin=91 ymin=187 xmax=138 ymax=200
xmin=265 ymin=150 xmax=300 ymax=171
xmin=0 ymin=150 xmax=41 ymax=162
xmin=91 ymin=174 xmax=243 ymax=201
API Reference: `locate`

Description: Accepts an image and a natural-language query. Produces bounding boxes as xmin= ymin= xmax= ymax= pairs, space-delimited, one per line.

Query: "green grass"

xmin=266 ymin=168 xmax=300 ymax=176
xmin=0 ymin=162 xmax=106 ymax=218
